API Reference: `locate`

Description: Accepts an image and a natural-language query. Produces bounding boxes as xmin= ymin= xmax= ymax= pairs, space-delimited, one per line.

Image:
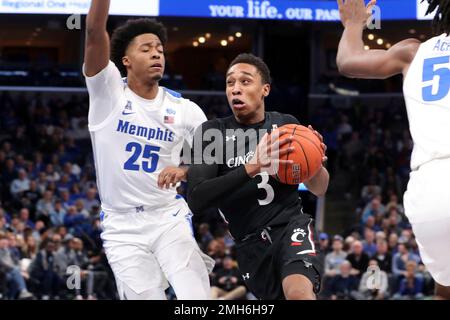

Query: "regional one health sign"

xmin=0 ymin=0 xmax=159 ymax=16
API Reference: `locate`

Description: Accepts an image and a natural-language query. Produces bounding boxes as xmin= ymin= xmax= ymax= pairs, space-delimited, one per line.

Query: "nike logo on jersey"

xmin=122 ymin=111 xmax=136 ymax=115
xmin=172 ymin=209 xmax=180 ymax=217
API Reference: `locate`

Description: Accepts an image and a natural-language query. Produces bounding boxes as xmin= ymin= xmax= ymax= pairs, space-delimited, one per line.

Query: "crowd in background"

xmin=309 ymin=97 xmax=434 ymax=300
xmin=0 ymin=92 xmax=433 ymax=300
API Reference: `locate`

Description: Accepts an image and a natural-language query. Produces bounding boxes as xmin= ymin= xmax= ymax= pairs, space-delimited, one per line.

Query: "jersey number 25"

xmin=123 ymin=142 xmax=160 ymax=173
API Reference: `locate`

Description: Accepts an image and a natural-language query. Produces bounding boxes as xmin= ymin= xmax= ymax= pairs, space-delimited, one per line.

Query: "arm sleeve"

xmin=186 ymin=122 xmax=252 ymax=214
xmin=83 ymin=60 xmax=125 ymax=126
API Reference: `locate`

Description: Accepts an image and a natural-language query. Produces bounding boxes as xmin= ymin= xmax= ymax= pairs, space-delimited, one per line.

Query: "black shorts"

xmin=235 ymin=213 xmax=323 ymax=300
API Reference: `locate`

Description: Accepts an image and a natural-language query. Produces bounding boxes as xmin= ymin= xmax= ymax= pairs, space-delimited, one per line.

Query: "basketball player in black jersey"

xmin=187 ymin=54 xmax=329 ymax=300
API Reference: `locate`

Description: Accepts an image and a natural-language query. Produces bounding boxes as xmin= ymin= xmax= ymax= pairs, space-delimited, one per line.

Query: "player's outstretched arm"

xmin=336 ymin=0 xmax=420 ymax=79
xmin=84 ymin=0 xmax=111 ymax=77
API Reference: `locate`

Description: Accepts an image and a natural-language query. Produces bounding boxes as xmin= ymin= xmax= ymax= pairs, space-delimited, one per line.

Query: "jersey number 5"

xmin=256 ymin=173 xmax=275 ymax=206
xmin=124 ymin=142 xmax=160 ymax=173
xmin=422 ymin=56 xmax=450 ymax=101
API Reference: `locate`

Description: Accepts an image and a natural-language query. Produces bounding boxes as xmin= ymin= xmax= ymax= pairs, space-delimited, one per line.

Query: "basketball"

xmin=276 ymin=124 xmax=324 ymax=185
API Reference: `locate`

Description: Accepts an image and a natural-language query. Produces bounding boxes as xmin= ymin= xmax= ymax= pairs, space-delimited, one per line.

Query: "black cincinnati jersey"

xmin=187 ymin=112 xmax=305 ymax=240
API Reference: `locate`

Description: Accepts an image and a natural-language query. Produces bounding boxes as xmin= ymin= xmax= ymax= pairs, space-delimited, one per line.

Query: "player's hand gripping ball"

xmin=275 ymin=124 xmax=326 ymax=185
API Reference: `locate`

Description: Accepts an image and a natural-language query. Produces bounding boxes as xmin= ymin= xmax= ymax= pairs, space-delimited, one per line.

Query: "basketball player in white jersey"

xmin=336 ymin=0 xmax=450 ymax=299
xmin=83 ymin=0 xmax=214 ymax=299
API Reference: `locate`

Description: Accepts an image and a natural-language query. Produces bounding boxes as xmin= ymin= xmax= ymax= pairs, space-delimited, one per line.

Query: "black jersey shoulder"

xmin=197 ymin=115 xmax=237 ymax=131
xmin=267 ymin=111 xmax=301 ymax=126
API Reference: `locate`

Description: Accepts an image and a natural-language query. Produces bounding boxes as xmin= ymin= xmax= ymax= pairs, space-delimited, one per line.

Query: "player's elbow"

xmin=336 ymin=59 xmax=357 ymax=78
xmin=312 ymin=187 xmax=327 ymax=198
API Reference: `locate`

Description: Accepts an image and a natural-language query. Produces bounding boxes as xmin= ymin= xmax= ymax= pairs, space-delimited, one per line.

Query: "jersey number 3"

xmin=422 ymin=56 xmax=450 ymax=101
xmin=124 ymin=142 xmax=160 ymax=173
xmin=257 ymin=173 xmax=275 ymax=206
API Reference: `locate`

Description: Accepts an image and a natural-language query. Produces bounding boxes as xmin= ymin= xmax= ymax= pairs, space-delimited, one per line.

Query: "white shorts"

xmin=100 ymin=198 xmax=214 ymax=295
xmin=404 ymin=158 xmax=450 ymax=286
xmin=410 ymin=218 xmax=450 ymax=286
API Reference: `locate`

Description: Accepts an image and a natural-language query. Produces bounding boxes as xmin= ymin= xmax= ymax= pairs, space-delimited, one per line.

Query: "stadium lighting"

xmin=193 ymin=41 xmax=199 ymax=47
xmin=198 ymin=36 xmax=206 ymax=43
xmin=205 ymin=33 xmax=211 ymax=39
xmin=386 ymin=43 xmax=391 ymax=49
xmin=228 ymin=36 xmax=235 ymax=42
xmin=368 ymin=34 xmax=375 ymax=40
xmin=364 ymin=45 xmax=370 ymax=50
xmin=377 ymin=38 xmax=383 ymax=45
xmin=235 ymin=32 xmax=242 ymax=38
xmin=221 ymin=40 xmax=228 ymax=46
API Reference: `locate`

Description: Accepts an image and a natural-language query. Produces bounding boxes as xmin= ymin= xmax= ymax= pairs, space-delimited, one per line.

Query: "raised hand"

xmin=337 ymin=0 xmax=377 ymax=28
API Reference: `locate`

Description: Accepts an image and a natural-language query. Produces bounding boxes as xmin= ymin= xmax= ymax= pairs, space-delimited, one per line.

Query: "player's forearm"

xmin=304 ymin=166 xmax=329 ymax=197
xmin=187 ymin=165 xmax=251 ymax=213
xmin=86 ymin=0 xmax=110 ymax=32
xmin=336 ymin=22 xmax=365 ymax=76
xmin=84 ymin=0 xmax=110 ymax=76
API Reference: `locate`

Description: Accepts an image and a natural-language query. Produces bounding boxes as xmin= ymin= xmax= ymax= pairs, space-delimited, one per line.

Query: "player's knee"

xmin=285 ymin=287 xmax=315 ymax=300
xmin=435 ymin=283 xmax=450 ymax=300
xmin=282 ymin=273 xmax=317 ymax=300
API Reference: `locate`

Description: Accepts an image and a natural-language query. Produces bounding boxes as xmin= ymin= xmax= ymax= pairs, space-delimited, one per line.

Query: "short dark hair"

xmin=425 ymin=0 xmax=450 ymax=34
xmin=228 ymin=53 xmax=272 ymax=85
xmin=111 ymin=18 xmax=168 ymax=76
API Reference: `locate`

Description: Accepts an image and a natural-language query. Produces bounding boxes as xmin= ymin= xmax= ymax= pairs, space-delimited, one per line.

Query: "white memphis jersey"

xmin=403 ymin=33 xmax=450 ymax=170
xmin=84 ymin=61 xmax=207 ymax=212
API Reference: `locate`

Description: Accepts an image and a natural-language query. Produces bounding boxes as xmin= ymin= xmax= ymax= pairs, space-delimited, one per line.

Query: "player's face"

xmin=123 ymin=33 xmax=165 ymax=83
xmin=226 ymin=63 xmax=270 ymax=123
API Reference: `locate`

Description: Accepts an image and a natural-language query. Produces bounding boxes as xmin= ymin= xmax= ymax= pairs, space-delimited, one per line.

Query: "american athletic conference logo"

xmin=290 ymin=228 xmax=306 ymax=246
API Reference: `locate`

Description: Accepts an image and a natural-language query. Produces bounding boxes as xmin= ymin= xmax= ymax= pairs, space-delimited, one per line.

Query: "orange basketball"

xmin=276 ymin=124 xmax=324 ymax=185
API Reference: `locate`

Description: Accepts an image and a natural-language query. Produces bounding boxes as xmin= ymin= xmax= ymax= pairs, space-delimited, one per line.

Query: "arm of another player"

xmin=303 ymin=125 xmax=329 ymax=197
xmin=336 ymin=0 xmax=420 ymax=79
xmin=158 ymin=101 xmax=207 ymax=189
xmin=84 ymin=0 xmax=110 ymax=77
